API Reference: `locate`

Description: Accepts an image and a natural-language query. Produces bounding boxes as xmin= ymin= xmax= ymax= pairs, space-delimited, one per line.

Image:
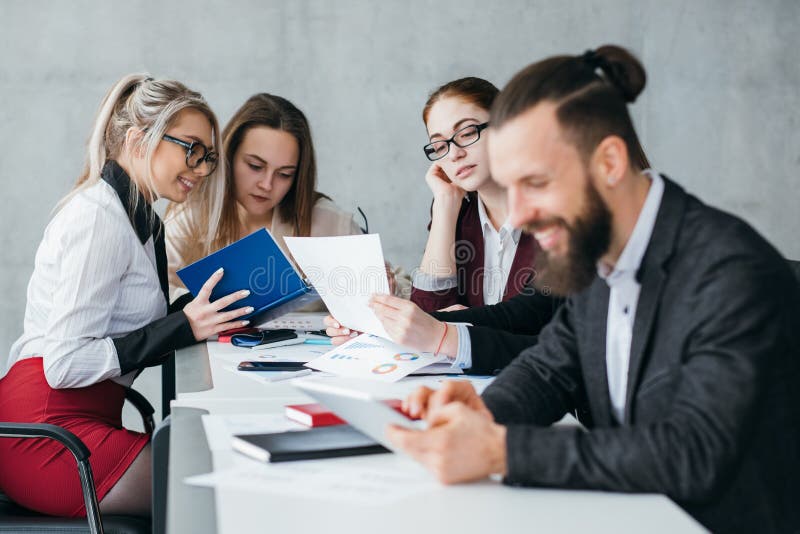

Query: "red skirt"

xmin=0 ymin=357 xmax=150 ymax=517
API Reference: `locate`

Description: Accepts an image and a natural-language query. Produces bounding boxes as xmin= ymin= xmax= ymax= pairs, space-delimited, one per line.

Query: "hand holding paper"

xmin=368 ymin=294 xmax=459 ymax=355
xmin=284 ymin=234 xmax=391 ymax=339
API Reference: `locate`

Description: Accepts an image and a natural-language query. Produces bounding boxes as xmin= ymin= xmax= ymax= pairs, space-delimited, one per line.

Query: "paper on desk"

xmin=201 ymin=413 xmax=307 ymax=451
xmin=185 ymin=453 xmax=437 ymax=505
xmin=284 ymin=234 xmax=391 ymax=339
xmin=411 ymin=362 xmax=463 ymax=375
xmin=221 ymin=364 xmax=334 ymax=385
xmin=207 ymin=340 xmax=329 ymax=364
xmin=305 ymin=334 xmax=445 ymax=382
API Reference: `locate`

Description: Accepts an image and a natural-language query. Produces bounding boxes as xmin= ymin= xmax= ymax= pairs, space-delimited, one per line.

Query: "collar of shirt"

xmin=597 ymin=170 xmax=665 ymax=285
xmin=101 ymin=160 xmax=161 ymax=245
xmin=476 ymin=195 xmax=521 ymax=245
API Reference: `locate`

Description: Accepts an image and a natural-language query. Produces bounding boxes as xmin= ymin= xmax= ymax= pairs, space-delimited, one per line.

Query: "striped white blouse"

xmin=6 ymin=161 xmax=195 ymax=388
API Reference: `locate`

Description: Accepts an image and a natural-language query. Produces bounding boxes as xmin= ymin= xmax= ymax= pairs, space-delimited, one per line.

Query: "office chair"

xmin=787 ymin=259 xmax=800 ymax=285
xmin=0 ymin=387 xmax=155 ymax=534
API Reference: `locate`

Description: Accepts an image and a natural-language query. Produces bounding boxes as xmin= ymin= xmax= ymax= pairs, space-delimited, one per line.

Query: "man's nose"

xmin=507 ymin=185 xmax=533 ymax=229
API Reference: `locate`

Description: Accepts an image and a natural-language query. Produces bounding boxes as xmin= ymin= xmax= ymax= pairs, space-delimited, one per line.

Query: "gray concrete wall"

xmin=2 ymin=0 xmax=798 ymax=422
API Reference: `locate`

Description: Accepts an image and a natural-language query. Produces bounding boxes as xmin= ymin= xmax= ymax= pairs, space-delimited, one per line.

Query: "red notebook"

xmin=285 ymin=400 xmax=408 ymax=428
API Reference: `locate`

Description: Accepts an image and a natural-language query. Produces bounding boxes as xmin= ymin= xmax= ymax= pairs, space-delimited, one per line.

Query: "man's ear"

xmin=124 ymin=127 xmax=147 ymax=159
xmin=590 ymin=135 xmax=629 ymax=188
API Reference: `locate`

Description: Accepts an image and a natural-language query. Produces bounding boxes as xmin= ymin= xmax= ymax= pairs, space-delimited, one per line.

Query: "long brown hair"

xmin=171 ymin=93 xmax=324 ymax=264
xmin=217 ymin=93 xmax=323 ymax=247
xmin=491 ymin=45 xmax=650 ymax=169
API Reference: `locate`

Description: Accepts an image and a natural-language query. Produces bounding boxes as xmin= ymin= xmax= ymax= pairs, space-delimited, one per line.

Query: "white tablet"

xmin=294 ymin=380 xmax=427 ymax=452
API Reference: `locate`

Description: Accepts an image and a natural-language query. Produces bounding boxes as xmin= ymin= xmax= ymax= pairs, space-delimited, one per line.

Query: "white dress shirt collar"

xmin=476 ymin=194 xmax=521 ymax=245
xmin=597 ymin=170 xmax=664 ymax=284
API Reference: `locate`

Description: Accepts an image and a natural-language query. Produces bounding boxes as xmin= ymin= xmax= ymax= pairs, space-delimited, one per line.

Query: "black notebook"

xmin=231 ymin=425 xmax=390 ymax=463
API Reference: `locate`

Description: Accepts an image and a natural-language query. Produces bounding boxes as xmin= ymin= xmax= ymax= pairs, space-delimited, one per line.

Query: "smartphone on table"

xmin=230 ymin=329 xmax=301 ymax=349
xmin=237 ymin=361 xmax=309 ymax=372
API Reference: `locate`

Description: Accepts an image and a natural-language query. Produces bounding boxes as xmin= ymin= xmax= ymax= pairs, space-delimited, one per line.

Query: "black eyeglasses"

xmin=423 ymin=122 xmax=489 ymax=161
xmin=162 ymin=134 xmax=218 ymax=176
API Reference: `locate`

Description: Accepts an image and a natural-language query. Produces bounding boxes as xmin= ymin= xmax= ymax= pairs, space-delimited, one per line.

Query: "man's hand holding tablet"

xmin=387 ymin=381 xmax=508 ymax=485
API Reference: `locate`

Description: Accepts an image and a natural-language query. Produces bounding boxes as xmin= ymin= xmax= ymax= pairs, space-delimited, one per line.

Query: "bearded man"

xmin=385 ymin=45 xmax=800 ymax=534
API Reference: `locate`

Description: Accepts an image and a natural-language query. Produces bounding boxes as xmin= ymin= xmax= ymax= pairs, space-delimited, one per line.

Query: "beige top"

xmin=165 ymin=197 xmax=362 ymax=306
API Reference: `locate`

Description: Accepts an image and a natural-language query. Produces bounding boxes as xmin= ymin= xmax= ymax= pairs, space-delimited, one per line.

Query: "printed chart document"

xmin=305 ymin=334 xmax=445 ymax=382
xmin=284 ymin=234 xmax=391 ymax=339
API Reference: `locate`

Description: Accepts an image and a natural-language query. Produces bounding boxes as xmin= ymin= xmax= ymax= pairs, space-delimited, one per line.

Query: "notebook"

xmin=285 ymin=400 xmax=407 ymax=427
xmin=231 ymin=425 xmax=389 ymax=463
xmin=284 ymin=403 xmax=346 ymax=427
xmin=176 ymin=229 xmax=320 ymax=325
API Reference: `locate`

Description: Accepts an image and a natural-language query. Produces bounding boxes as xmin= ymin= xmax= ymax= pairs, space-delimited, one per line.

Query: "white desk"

xmin=167 ymin=341 xmax=705 ymax=534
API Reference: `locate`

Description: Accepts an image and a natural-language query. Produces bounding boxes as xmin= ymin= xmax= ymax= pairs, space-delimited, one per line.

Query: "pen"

xmin=303 ymin=338 xmax=333 ymax=346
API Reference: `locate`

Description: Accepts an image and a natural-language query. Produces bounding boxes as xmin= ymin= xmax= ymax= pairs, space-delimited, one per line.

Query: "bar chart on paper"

xmin=305 ymin=334 xmax=445 ymax=382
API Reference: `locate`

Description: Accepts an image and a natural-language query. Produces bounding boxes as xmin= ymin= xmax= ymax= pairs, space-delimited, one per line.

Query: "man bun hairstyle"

xmin=492 ymin=45 xmax=650 ymax=169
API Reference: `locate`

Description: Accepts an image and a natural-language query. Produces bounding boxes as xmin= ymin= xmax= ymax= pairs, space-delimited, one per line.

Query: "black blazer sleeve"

xmin=482 ymin=251 xmax=793 ymax=504
xmin=432 ymin=291 xmax=562 ymax=374
xmin=169 ymin=292 xmax=194 ymax=313
xmin=481 ymin=297 xmax=584 ymax=425
xmin=114 ymin=311 xmax=196 ymax=374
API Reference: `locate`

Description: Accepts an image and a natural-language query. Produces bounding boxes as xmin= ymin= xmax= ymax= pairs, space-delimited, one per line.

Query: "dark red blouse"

xmin=410 ymin=193 xmax=538 ymax=312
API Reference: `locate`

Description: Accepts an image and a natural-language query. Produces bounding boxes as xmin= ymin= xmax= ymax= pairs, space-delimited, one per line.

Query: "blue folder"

xmin=176 ymin=229 xmax=320 ymax=325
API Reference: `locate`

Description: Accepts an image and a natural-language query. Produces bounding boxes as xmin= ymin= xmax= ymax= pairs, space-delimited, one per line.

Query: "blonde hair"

xmin=169 ymin=93 xmax=327 ymax=265
xmin=61 ymin=73 xmax=225 ymax=247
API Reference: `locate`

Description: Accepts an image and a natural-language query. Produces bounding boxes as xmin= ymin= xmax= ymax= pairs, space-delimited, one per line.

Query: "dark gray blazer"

xmin=482 ymin=177 xmax=800 ymax=534
xmin=431 ymin=291 xmax=561 ymax=375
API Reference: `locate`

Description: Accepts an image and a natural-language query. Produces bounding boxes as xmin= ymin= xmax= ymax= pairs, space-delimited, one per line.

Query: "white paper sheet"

xmin=207 ymin=340 xmax=329 ymax=364
xmin=411 ymin=362 xmax=464 ymax=375
xmin=398 ymin=375 xmax=496 ymax=395
xmin=220 ymin=364 xmax=336 ymax=385
xmin=185 ymin=453 xmax=437 ymax=505
xmin=304 ymin=334 xmax=446 ymax=382
xmin=284 ymin=234 xmax=391 ymax=339
xmin=201 ymin=413 xmax=307 ymax=451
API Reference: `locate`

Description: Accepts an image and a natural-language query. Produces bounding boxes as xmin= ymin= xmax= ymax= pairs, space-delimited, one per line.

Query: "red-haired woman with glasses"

xmin=410 ymin=77 xmax=540 ymax=312
xmin=324 ymin=78 xmax=557 ymax=375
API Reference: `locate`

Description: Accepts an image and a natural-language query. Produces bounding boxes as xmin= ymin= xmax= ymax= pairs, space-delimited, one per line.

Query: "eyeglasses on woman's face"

xmin=162 ymin=134 xmax=218 ymax=176
xmin=423 ymin=122 xmax=489 ymax=161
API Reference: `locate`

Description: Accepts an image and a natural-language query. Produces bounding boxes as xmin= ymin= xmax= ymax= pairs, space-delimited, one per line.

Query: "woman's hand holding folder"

xmin=184 ymin=267 xmax=254 ymax=340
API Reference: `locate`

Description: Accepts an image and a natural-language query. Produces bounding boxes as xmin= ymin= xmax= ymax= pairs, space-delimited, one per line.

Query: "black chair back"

xmin=787 ymin=259 xmax=800 ymax=286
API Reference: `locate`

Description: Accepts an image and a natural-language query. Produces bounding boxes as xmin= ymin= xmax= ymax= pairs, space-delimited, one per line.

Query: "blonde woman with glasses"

xmin=0 ymin=74 xmax=251 ymax=517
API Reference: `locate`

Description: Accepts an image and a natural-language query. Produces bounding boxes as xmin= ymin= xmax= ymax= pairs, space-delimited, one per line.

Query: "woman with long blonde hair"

xmin=0 ymin=74 xmax=251 ymax=517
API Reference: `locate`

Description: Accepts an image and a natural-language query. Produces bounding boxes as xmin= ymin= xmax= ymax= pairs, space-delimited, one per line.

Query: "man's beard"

xmin=523 ymin=178 xmax=612 ymax=297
